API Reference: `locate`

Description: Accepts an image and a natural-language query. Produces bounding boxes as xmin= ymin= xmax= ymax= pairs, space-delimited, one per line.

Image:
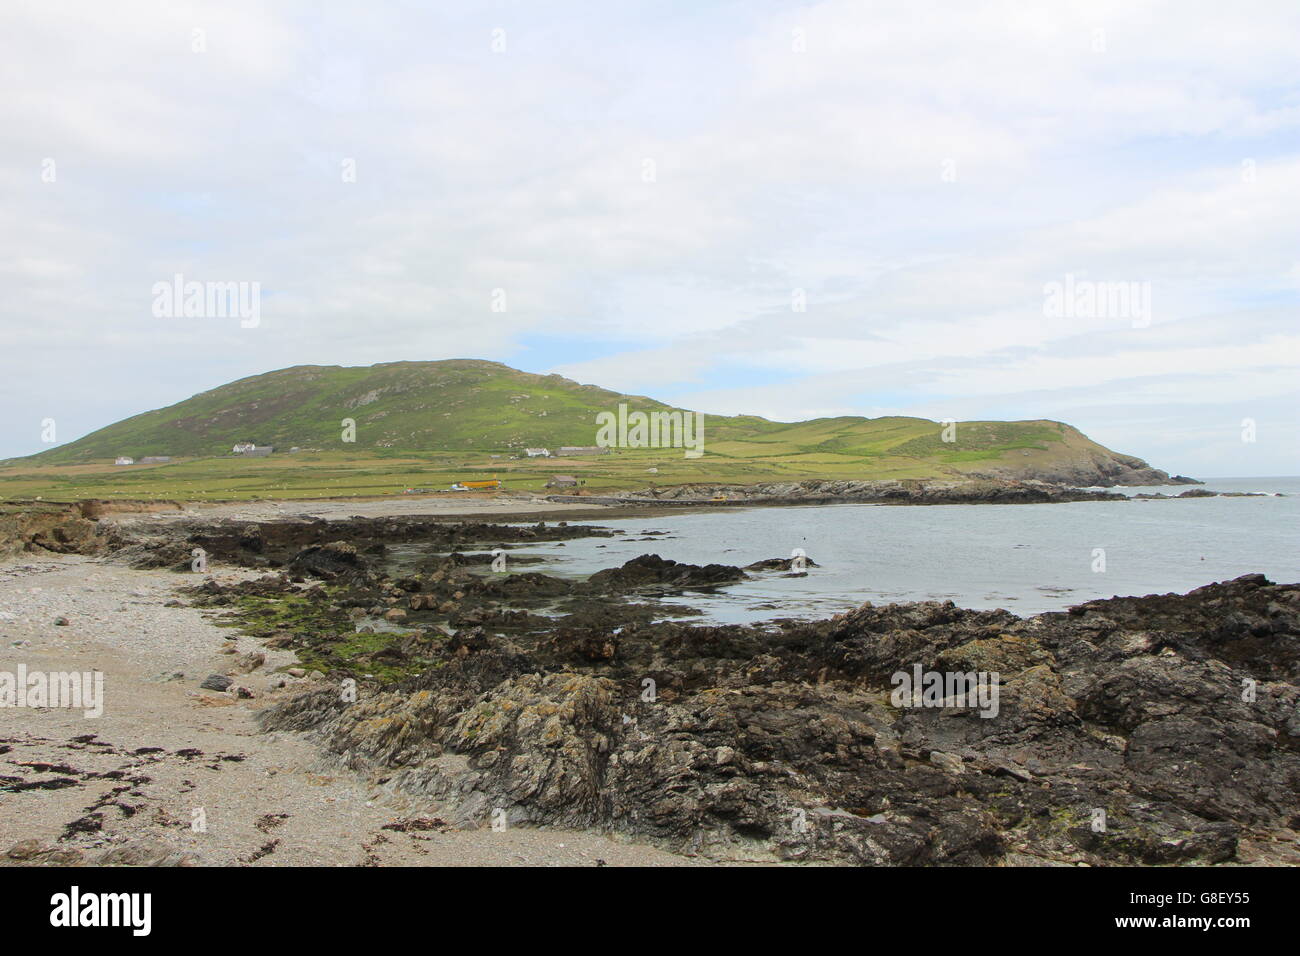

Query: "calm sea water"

xmin=512 ymin=476 xmax=1300 ymax=623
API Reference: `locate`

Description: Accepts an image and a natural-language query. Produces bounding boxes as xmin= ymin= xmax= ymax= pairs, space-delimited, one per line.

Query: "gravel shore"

xmin=0 ymin=555 xmax=698 ymax=866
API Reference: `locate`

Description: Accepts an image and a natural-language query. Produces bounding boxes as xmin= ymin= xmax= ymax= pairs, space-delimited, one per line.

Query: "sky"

xmin=2 ymin=0 xmax=1297 ymax=476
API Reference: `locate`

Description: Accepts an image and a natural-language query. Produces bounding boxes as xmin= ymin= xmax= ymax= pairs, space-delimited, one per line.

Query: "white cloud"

xmin=0 ymin=0 xmax=1297 ymax=474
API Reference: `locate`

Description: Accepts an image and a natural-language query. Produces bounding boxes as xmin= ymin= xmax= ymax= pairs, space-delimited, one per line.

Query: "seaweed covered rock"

xmin=261 ymin=571 xmax=1300 ymax=865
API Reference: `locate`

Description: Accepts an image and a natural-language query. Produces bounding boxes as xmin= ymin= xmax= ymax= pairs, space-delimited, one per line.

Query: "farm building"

xmin=557 ymin=446 xmax=610 ymax=456
xmin=546 ymin=474 xmax=579 ymax=488
xmin=139 ymin=456 xmax=171 ymax=464
xmin=114 ymin=456 xmax=134 ymax=466
xmin=524 ymin=448 xmax=550 ymax=457
xmin=232 ymin=442 xmax=256 ymax=454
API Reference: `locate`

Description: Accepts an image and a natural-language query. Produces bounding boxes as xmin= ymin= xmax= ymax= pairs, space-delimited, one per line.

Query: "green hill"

xmin=2 ymin=359 xmax=1183 ymax=497
xmin=30 ymin=360 xmax=682 ymax=460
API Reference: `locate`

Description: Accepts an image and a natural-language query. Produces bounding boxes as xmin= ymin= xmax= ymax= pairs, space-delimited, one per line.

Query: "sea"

xmin=512 ymin=476 xmax=1300 ymax=624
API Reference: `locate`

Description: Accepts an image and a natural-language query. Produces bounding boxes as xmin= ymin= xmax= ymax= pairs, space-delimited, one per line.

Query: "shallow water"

xmin=498 ymin=476 xmax=1300 ymax=624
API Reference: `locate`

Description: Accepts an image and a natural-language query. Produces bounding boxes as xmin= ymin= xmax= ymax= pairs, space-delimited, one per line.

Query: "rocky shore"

xmin=256 ymin=563 xmax=1299 ymax=865
xmin=570 ymin=477 xmax=1244 ymax=508
xmin=617 ymin=477 xmax=1133 ymax=505
xmin=0 ymin=474 xmax=1256 ymax=560
xmin=3 ymin=508 xmax=1292 ymax=866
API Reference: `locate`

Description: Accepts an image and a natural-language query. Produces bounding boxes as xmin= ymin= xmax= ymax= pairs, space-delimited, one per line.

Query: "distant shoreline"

xmin=3 ymin=479 xmax=1288 ymax=561
xmin=4 ymin=478 xmax=1283 ymax=521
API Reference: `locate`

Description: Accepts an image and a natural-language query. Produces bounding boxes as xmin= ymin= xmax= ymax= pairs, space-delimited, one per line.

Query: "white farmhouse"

xmin=524 ymin=448 xmax=550 ymax=457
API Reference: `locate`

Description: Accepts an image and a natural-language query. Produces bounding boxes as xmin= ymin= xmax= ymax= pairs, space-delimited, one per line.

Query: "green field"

xmin=0 ymin=360 xmax=1149 ymax=502
xmin=0 ymin=444 xmax=937 ymax=502
xmin=0 ymin=424 xmax=1109 ymax=503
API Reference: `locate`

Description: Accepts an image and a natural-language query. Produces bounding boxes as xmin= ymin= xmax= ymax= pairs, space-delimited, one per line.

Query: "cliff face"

xmin=956 ymin=425 xmax=1199 ymax=486
xmin=969 ymin=452 xmax=1184 ymax=487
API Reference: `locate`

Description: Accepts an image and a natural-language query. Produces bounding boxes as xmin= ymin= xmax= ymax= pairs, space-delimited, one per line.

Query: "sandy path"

xmin=0 ymin=556 xmax=697 ymax=866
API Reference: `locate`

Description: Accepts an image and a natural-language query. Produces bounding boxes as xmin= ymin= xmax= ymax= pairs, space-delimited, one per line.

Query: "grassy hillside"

xmin=0 ymin=360 xmax=1175 ymax=501
xmin=25 ymin=360 xmax=684 ymax=460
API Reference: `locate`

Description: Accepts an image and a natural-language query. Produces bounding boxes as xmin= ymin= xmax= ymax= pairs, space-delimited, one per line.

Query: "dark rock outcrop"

xmin=288 ymin=541 xmax=366 ymax=579
xmin=745 ymin=556 xmax=820 ymax=572
xmin=261 ymin=568 xmax=1300 ymax=866
xmin=626 ymin=478 xmax=1130 ymax=506
xmin=85 ymin=510 xmax=1295 ymax=865
xmin=0 ymin=505 xmax=109 ymax=558
xmin=588 ymin=554 xmax=748 ymax=589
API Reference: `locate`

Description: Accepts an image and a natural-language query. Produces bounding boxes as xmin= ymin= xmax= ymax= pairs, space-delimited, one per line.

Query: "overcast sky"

xmin=2 ymin=0 xmax=1297 ymax=475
